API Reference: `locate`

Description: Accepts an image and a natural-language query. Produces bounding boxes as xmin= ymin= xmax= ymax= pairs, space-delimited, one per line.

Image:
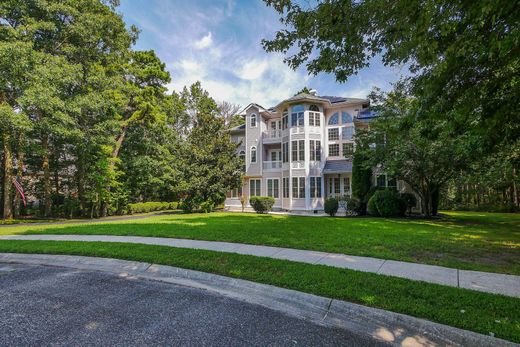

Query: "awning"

xmin=323 ymin=160 xmax=353 ymax=174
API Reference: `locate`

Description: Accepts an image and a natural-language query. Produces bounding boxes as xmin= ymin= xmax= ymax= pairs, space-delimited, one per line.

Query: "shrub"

xmin=200 ymin=201 xmax=213 ymax=213
xmin=400 ymin=193 xmax=417 ymax=215
xmin=127 ymin=201 xmax=177 ymax=214
xmin=345 ymin=197 xmax=362 ymax=215
xmin=249 ymin=196 xmax=275 ymax=214
xmin=324 ymin=197 xmax=339 ymax=216
xmin=368 ymin=190 xmax=401 ymax=217
xmin=179 ymin=199 xmax=197 ymax=213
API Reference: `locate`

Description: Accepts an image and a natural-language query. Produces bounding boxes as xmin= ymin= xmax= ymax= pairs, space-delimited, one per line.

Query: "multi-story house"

xmin=225 ymin=91 xmax=399 ymax=212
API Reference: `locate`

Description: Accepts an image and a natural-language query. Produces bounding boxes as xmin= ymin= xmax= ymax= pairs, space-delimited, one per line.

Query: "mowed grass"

xmin=0 ymin=240 xmax=518 ymax=342
xmin=1 ymin=211 xmax=519 ymax=274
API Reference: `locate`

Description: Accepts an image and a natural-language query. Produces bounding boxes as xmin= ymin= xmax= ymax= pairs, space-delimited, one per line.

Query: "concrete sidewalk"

xmin=1 ymin=234 xmax=519 ymax=298
xmin=0 ymin=253 xmax=514 ymax=347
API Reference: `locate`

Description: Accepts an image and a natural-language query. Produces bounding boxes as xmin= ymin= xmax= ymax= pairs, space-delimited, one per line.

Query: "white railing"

xmin=290 ymin=126 xmax=305 ymax=134
xmin=263 ymin=161 xmax=282 ymax=171
xmin=263 ymin=130 xmax=282 ymax=140
xmin=291 ymin=161 xmax=304 ymax=169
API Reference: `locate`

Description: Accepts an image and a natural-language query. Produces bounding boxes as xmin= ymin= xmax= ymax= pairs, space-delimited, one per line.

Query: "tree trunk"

xmin=76 ymin=154 xmax=86 ymax=216
xmin=99 ymin=125 xmax=128 ymax=218
xmin=42 ymin=135 xmax=52 ymax=217
xmin=2 ymin=132 xmax=13 ymax=219
xmin=13 ymin=138 xmax=24 ymax=218
xmin=513 ymin=168 xmax=519 ymax=208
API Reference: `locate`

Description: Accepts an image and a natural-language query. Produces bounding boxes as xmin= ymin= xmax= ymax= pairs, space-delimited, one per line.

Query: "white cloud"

xmin=237 ymin=60 xmax=268 ymax=80
xmin=194 ymin=32 xmax=213 ymax=49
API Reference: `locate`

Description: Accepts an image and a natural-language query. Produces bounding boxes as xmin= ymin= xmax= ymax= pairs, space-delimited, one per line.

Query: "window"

xmin=310 ymin=140 xmax=321 ymax=161
xmin=334 ymin=177 xmax=340 ymax=196
xmin=249 ymin=179 xmax=261 ymax=196
xmin=292 ymin=177 xmax=305 ymax=198
xmin=271 ymin=151 xmax=279 ymax=162
xmin=239 ymin=150 xmax=246 ymax=171
xmin=343 ymin=177 xmax=350 ymax=195
xmin=228 ymin=186 xmax=242 ymax=198
xmin=328 ymin=112 xmax=339 ymax=125
xmin=387 ymin=176 xmax=397 ymax=188
xmin=282 ymin=110 xmax=288 ymax=129
xmin=342 ymin=143 xmax=354 ymax=156
xmin=291 ymin=140 xmax=304 ymax=161
xmin=282 ymin=142 xmax=289 ymax=163
xmin=377 ymin=175 xmax=386 ymax=187
xmin=250 ymin=114 xmax=257 ymax=127
xmin=283 ymin=177 xmax=290 ymax=198
xmin=341 ymin=112 xmax=352 ymax=124
xmin=309 ymin=105 xmax=319 ymax=112
xmin=250 ymin=146 xmax=257 ymax=163
xmin=329 ymin=144 xmax=340 ymax=156
xmin=309 ymin=111 xmax=320 ymax=126
xmin=310 ymin=177 xmax=322 ymax=198
xmin=328 ymin=128 xmax=339 ymax=141
xmin=267 ymin=178 xmax=279 ymax=198
xmin=342 ymin=126 xmax=354 ymax=140
xmin=291 ymin=105 xmax=304 ymax=127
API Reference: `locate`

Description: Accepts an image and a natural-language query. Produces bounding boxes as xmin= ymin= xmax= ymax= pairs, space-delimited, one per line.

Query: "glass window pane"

xmin=342 ymin=126 xmax=354 ymax=140
xmin=292 ymin=177 xmax=298 ymax=198
xmin=329 ymin=144 xmax=339 ymax=156
xmin=299 ymin=177 xmax=305 ymax=198
xmin=328 ymin=113 xmax=339 ymax=125
xmin=328 ymin=128 xmax=339 ymax=141
xmin=342 ymin=112 xmax=352 ymax=124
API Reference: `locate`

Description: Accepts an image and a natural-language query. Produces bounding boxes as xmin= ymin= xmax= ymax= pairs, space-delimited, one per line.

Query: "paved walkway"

xmin=1 ymin=234 xmax=519 ymax=298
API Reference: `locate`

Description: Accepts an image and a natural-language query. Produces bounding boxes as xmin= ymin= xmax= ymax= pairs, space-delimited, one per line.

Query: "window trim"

xmin=328 ymin=128 xmax=339 ymax=141
xmin=249 ymin=179 xmax=261 ymax=197
xmin=250 ymin=146 xmax=257 ymax=163
xmin=267 ymin=178 xmax=280 ymax=199
xmin=250 ymin=113 xmax=257 ymax=127
xmin=329 ymin=143 xmax=340 ymax=157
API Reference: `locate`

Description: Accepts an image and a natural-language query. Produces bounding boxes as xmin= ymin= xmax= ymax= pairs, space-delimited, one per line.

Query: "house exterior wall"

xmin=225 ymin=94 xmax=415 ymax=212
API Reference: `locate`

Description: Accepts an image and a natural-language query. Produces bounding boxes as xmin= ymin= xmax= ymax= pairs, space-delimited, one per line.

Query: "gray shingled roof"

xmin=323 ymin=160 xmax=353 ymax=174
xmin=228 ymin=124 xmax=245 ymax=132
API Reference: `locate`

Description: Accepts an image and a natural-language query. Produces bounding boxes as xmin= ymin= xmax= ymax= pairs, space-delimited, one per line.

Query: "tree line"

xmin=264 ymin=0 xmax=519 ymax=216
xmin=0 ymin=0 xmax=242 ymax=219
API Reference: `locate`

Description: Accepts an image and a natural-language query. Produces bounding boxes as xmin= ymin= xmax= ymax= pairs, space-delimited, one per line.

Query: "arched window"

xmin=328 ymin=112 xmax=339 ymax=125
xmin=309 ymin=105 xmax=319 ymax=112
xmin=250 ymin=114 xmax=257 ymax=127
xmin=341 ymin=112 xmax=352 ymax=124
xmin=250 ymin=146 xmax=257 ymax=163
xmin=239 ymin=150 xmax=245 ymax=161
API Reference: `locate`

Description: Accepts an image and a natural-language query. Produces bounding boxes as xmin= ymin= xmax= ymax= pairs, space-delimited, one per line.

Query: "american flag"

xmin=12 ymin=177 xmax=26 ymax=207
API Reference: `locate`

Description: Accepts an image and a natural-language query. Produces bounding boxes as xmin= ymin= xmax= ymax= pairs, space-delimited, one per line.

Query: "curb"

xmin=0 ymin=253 xmax=515 ymax=347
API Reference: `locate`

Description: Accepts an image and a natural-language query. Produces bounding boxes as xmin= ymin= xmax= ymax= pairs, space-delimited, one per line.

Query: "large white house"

xmin=225 ymin=91 xmax=401 ymax=212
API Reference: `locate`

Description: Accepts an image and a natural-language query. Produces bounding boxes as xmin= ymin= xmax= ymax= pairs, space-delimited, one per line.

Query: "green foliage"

xmin=199 ymin=201 xmax=214 ymax=213
xmin=351 ymin=148 xmax=372 ymax=214
xmin=368 ymin=190 xmax=402 ymax=217
xmin=344 ymin=197 xmax=362 ymax=215
xmin=400 ymin=193 xmax=417 ymax=215
xmin=324 ymin=197 xmax=339 ymax=216
xmin=127 ymin=202 xmax=177 ymax=214
xmin=249 ymin=196 xmax=275 ymax=214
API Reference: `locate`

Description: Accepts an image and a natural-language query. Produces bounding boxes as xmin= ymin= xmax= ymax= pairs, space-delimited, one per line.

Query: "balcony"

xmin=262 ymin=130 xmax=282 ymax=143
xmin=263 ymin=160 xmax=282 ymax=171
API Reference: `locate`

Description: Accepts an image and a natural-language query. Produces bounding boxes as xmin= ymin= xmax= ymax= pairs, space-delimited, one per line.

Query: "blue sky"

xmin=119 ymin=0 xmax=407 ymax=108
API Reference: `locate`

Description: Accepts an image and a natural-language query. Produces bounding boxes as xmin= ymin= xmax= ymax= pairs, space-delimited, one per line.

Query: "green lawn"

xmin=0 ymin=240 xmax=518 ymax=342
xmin=1 ymin=211 xmax=519 ymax=274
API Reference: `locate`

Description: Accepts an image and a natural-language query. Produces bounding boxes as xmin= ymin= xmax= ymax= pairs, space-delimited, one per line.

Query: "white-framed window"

xmin=282 ymin=142 xmax=289 ymax=163
xmin=310 ymin=140 xmax=321 ymax=161
xmin=250 ymin=114 xmax=257 ymax=127
xmin=250 ymin=146 xmax=257 ymax=163
xmin=342 ymin=143 xmax=354 ymax=156
xmin=291 ymin=140 xmax=304 ymax=161
xmin=267 ymin=178 xmax=280 ymax=198
xmin=341 ymin=112 xmax=353 ymax=124
xmin=376 ymin=174 xmax=397 ymax=188
xmin=283 ymin=177 xmax=290 ymax=198
xmin=329 ymin=144 xmax=340 ymax=156
xmin=228 ymin=186 xmax=242 ymax=198
xmin=249 ymin=179 xmax=261 ymax=196
xmin=282 ymin=110 xmax=288 ymax=129
xmin=343 ymin=177 xmax=350 ymax=195
xmin=342 ymin=126 xmax=354 ymax=140
xmin=328 ymin=112 xmax=339 ymax=125
xmin=328 ymin=128 xmax=339 ymax=141
xmin=292 ymin=177 xmax=305 ymax=198
xmin=376 ymin=174 xmax=386 ymax=187
xmin=310 ymin=177 xmax=322 ymax=198
xmin=309 ymin=105 xmax=320 ymax=112
xmin=239 ymin=150 xmax=246 ymax=171
xmin=291 ymin=104 xmax=305 ymax=127
xmin=309 ymin=106 xmax=320 ymax=126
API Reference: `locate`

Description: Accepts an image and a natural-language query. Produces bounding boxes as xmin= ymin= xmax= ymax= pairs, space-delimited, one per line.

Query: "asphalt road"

xmin=0 ymin=264 xmax=388 ymax=347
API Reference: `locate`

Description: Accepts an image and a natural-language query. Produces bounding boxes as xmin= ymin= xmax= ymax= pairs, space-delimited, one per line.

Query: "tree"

xmin=362 ymin=83 xmax=470 ymax=216
xmin=178 ymin=83 xmax=243 ymax=207
xmin=351 ymin=144 xmax=372 ymax=215
xmin=263 ymin=0 xmax=519 ymax=151
xmin=294 ymin=87 xmax=312 ymax=95
xmin=217 ymin=101 xmax=242 ymax=128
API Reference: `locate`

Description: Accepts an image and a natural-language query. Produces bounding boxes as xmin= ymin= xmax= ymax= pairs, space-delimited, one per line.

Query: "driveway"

xmin=0 ymin=264 xmax=387 ymax=346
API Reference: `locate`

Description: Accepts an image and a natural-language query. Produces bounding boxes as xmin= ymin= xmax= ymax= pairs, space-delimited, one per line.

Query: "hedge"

xmin=249 ymin=196 xmax=275 ymax=213
xmin=127 ymin=202 xmax=178 ymax=214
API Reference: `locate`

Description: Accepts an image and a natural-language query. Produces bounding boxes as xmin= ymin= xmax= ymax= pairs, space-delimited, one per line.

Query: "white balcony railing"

xmin=263 ymin=161 xmax=282 ymax=171
xmin=291 ymin=161 xmax=304 ymax=169
xmin=263 ymin=130 xmax=282 ymax=140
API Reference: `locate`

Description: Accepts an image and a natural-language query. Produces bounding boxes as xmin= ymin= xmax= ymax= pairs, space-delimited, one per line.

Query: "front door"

xmin=327 ymin=175 xmax=351 ymax=198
